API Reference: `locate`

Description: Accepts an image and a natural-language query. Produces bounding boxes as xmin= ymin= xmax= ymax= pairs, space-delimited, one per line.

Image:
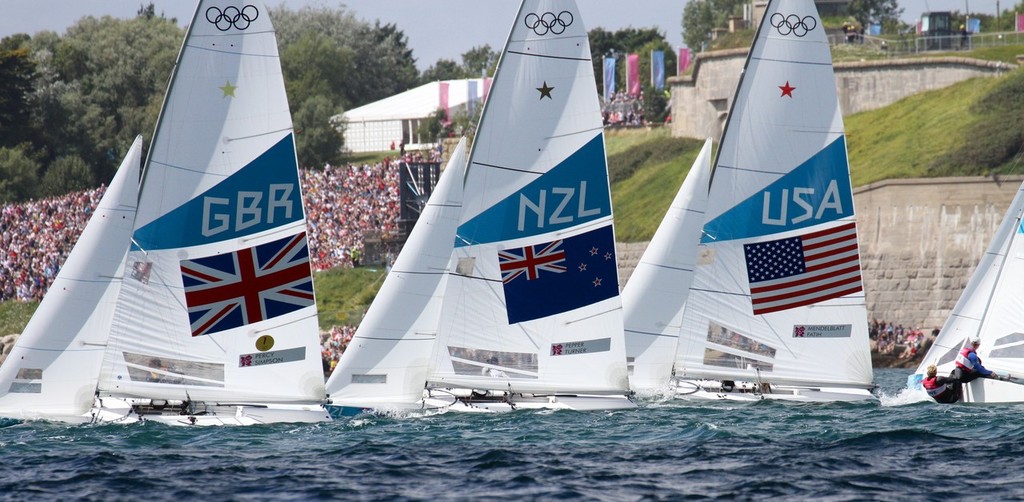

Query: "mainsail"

xmin=426 ymin=0 xmax=629 ymax=395
xmin=0 ymin=137 xmax=141 ymax=421
xmin=622 ymin=139 xmax=712 ymax=390
xmin=97 ymin=0 xmax=325 ymax=404
xmin=673 ymin=0 xmax=873 ymax=390
xmin=325 ymin=140 xmax=468 ymax=408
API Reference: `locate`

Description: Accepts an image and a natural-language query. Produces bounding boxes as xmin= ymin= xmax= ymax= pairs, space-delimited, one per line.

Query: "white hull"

xmin=674 ymin=379 xmax=877 ymax=403
xmin=90 ymin=397 xmax=330 ymax=426
xmin=962 ymin=378 xmax=1024 ymax=404
xmin=328 ymin=388 xmax=635 ymax=417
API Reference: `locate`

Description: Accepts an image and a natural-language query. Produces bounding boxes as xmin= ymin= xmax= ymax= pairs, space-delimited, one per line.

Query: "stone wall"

xmin=669 ymin=51 xmax=1015 ymax=141
xmin=617 ymin=175 xmax=1024 ymax=330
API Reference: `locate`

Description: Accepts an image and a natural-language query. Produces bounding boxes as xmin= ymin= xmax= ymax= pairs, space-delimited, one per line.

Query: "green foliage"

xmin=682 ymin=0 xmax=746 ymax=51
xmin=279 ymin=31 xmax=353 ymax=114
xmin=41 ymin=154 xmax=93 ymax=197
xmin=460 ymin=45 xmax=499 ymax=77
xmin=0 ymin=300 xmax=36 ymax=336
xmin=420 ymin=58 xmax=465 ymax=83
xmin=416 ymin=109 xmax=451 ymax=144
xmin=846 ymin=0 xmax=903 ymax=27
xmin=312 ymin=267 xmax=387 ymax=329
xmin=0 ymin=145 xmax=40 ymax=203
xmin=642 ymin=85 xmax=670 ymax=123
xmin=588 ymin=27 xmax=675 ymax=94
xmin=0 ymin=43 xmax=36 ymax=147
xmin=294 ymin=95 xmax=344 ymax=169
xmin=607 ymin=129 xmax=707 ymax=242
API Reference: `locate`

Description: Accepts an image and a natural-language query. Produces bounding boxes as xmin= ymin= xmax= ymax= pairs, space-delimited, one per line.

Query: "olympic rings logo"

xmin=769 ymin=13 xmax=817 ymax=37
xmin=524 ymin=10 xmax=574 ymax=36
xmin=206 ymin=5 xmax=260 ymax=31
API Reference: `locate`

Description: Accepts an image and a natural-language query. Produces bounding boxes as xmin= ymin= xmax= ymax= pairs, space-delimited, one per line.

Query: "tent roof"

xmin=339 ymin=78 xmax=485 ymax=123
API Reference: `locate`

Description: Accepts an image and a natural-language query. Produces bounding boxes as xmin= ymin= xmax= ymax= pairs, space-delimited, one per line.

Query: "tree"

xmin=279 ymin=31 xmax=354 ymax=113
xmin=40 ymin=154 xmax=93 ymax=197
xmin=0 ymin=146 xmax=40 ymax=203
xmin=846 ymin=0 xmax=903 ymax=29
xmin=460 ymin=45 xmax=499 ymax=77
xmin=587 ymin=28 xmax=675 ymax=97
xmin=293 ymin=95 xmax=344 ymax=169
xmin=420 ymin=59 xmax=465 ymax=83
xmin=681 ymin=0 xmax=747 ymax=51
xmin=0 ymin=39 xmax=36 ymax=147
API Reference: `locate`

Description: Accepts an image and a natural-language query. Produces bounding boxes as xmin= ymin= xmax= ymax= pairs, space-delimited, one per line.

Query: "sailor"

xmin=922 ymin=364 xmax=961 ymax=404
xmin=953 ymin=336 xmax=1007 ymax=384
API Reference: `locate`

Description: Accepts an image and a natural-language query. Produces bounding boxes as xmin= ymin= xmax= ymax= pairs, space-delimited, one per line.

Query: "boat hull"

xmin=91 ymin=398 xmax=331 ymax=426
xmin=674 ymin=379 xmax=878 ymax=403
xmin=327 ymin=389 xmax=636 ymax=416
xmin=962 ymin=378 xmax=1024 ymax=403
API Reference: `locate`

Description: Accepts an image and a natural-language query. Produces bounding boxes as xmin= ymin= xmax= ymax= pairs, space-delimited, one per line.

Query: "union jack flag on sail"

xmin=181 ymin=232 xmax=315 ymax=336
xmin=499 ymin=240 xmax=567 ymax=283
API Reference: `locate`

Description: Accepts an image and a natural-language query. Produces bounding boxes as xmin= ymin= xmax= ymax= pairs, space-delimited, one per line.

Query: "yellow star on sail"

xmin=219 ymin=80 xmax=238 ymax=98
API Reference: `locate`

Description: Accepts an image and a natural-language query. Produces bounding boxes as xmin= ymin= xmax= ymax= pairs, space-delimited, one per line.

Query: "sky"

xmin=0 ymin=1 xmax=1000 ymax=71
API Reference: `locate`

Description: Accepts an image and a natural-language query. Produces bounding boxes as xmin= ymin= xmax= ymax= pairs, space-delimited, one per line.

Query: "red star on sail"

xmin=779 ymin=81 xmax=795 ymax=98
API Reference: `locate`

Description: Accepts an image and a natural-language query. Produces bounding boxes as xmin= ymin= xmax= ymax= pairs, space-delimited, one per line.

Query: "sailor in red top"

xmin=953 ymin=337 xmax=1007 ymax=384
xmin=922 ymin=364 xmax=961 ymax=404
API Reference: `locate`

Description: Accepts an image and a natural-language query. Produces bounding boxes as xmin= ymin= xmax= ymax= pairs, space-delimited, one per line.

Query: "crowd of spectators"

xmin=870 ymin=319 xmax=935 ymax=360
xmin=1 ymin=188 xmax=105 ymax=302
xmin=602 ymin=91 xmax=645 ymax=127
xmin=0 ymin=150 xmax=448 ymax=302
xmin=321 ymin=325 xmax=356 ymax=376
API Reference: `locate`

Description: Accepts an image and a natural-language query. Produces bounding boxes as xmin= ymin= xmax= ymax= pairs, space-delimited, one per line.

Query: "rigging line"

xmin=186 ymin=44 xmax=280 ymax=58
xmin=714 ymin=163 xmax=787 ymax=176
xmin=545 ymin=126 xmax=605 ymax=140
xmin=564 ymin=305 xmax=620 ymax=325
xmin=506 ymin=49 xmax=590 ymax=62
xmin=644 ymin=263 xmax=696 ymax=273
xmin=751 ymin=56 xmax=832 ymax=67
xmin=624 ymin=329 xmax=678 ymax=339
xmin=470 ymin=160 xmax=543 ymax=175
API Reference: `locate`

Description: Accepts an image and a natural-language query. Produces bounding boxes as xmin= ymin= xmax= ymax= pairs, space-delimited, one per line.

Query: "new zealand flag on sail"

xmin=499 ymin=225 xmax=619 ymax=324
xmin=181 ymin=232 xmax=314 ymax=336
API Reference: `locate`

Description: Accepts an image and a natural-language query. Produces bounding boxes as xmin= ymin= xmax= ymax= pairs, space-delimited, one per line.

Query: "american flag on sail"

xmin=181 ymin=232 xmax=314 ymax=336
xmin=744 ymin=222 xmax=862 ymax=315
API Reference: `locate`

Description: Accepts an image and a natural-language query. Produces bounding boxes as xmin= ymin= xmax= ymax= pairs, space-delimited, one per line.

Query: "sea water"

xmin=2 ymin=368 xmax=1023 ymax=500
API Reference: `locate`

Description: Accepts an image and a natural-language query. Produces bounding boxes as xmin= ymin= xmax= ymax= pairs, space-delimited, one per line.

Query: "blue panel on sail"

xmin=701 ymin=136 xmax=854 ymax=243
xmin=499 ymin=224 xmax=618 ymax=324
xmin=133 ymin=135 xmax=303 ymax=251
xmin=456 ymin=134 xmax=611 ymax=247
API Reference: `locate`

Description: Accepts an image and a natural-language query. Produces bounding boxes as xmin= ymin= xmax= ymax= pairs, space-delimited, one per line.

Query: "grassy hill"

xmin=4 ymin=56 xmax=1024 ymax=335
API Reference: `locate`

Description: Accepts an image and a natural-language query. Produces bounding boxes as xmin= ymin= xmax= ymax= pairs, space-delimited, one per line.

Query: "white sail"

xmin=325 ymin=139 xmax=468 ymax=408
xmin=674 ymin=0 xmax=873 ymax=391
xmin=97 ymin=0 xmax=325 ymax=405
xmin=0 ymin=137 xmax=142 ymax=421
xmin=622 ymin=139 xmax=712 ymax=390
xmin=915 ymin=181 xmax=1024 ymax=402
xmin=426 ymin=0 xmax=629 ymax=395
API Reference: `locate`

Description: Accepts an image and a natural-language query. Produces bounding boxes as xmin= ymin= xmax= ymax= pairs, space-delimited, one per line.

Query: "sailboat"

xmin=324 ymin=139 xmax=468 ymax=416
xmin=89 ymin=0 xmax=330 ymax=425
xmin=622 ymin=139 xmax=712 ymax=391
xmin=418 ymin=0 xmax=633 ymax=412
xmin=665 ymin=0 xmax=876 ymax=402
xmin=910 ymin=182 xmax=1024 ymax=403
xmin=0 ymin=137 xmax=142 ymax=423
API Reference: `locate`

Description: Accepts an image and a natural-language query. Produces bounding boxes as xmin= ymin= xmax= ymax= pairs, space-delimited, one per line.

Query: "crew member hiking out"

xmin=922 ymin=364 xmax=961 ymax=403
xmin=954 ymin=336 xmax=1009 ymax=384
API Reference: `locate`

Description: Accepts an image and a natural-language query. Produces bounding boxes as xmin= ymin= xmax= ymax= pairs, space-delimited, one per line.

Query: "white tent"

xmin=338 ymin=79 xmax=486 ymax=153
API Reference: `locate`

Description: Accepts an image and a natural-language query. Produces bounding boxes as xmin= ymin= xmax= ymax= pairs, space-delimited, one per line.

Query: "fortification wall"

xmin=618 ymin=176 xmax=1024 ymax=330
xmin=668 ymin=52 xmax=1015 ymax=140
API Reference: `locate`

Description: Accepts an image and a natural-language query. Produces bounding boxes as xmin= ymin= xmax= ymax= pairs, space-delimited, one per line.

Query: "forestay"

xmin=97 ymin=0 xmax=325 ymax=404
xmin=426 ymin=0 xmax=629 ymax=395
xmin=0 ymin=138 xmax=141 ymax=421
xmin=673 ymin=0 xmax=873 ymax=389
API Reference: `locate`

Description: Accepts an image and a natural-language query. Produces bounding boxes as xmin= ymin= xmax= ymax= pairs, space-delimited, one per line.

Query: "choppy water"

xmin=2 ymin=368 xmax=1023 ymax=500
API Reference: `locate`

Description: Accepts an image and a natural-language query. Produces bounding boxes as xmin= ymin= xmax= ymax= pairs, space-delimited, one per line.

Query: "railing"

xmin=829 ymin=30 xmax=1024 ymax=58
